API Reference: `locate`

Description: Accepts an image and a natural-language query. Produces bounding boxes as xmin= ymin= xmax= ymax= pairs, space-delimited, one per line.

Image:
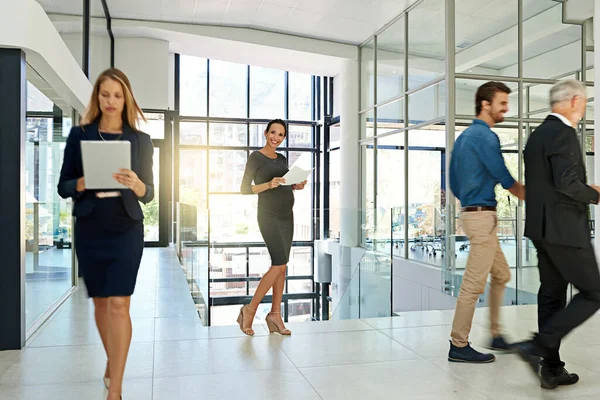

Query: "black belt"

xmin=462 ymin=206 xmax=496 ymax=212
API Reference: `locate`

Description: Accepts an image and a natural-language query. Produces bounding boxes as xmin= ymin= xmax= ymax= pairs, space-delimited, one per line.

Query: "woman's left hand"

xmin=292 ymin=180 xmax=308 ymax=190
xmin=114 ymin=169 xmax=145 ymax=196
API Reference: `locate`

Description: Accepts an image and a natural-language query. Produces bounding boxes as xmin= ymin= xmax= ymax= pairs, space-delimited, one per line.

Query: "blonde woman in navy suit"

xmin=58 ymin=68 xmax=154 ymax=400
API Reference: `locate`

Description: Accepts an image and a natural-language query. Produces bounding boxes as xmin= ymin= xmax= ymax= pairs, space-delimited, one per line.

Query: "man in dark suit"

xmin=517 ymin=79 xmax=600 ymax=389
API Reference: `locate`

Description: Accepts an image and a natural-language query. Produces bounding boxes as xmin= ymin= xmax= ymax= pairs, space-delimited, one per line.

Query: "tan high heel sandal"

xmin=266 ymin=312 xmax=291 ymax=335
xmin=237 ymin=305 xmax=256 ymax=336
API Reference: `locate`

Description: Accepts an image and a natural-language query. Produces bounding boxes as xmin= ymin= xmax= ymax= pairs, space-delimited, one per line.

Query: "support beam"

xmin=82 ymin=0 xmax=90 ymax=77
xmin=0 ymin=49 xmax=26 ymax=350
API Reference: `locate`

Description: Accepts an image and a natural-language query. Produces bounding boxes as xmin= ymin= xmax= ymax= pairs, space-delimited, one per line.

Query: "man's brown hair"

xmin=475 ymin=81 xmax=511 ymax=115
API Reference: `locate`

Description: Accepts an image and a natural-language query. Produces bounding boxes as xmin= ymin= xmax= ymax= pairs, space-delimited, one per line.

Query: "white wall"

xmin=0 ymin=0 xmax=91 ymax=113
xmin=115 ymin=38 xmax=170 ymax=110
xmin=60 ymin=33 xmax=111 ymax=83
xmin=333 ymin=74 xmax=341 ymax=117
xmin=393 ymin=258 xmax=457 ymax=312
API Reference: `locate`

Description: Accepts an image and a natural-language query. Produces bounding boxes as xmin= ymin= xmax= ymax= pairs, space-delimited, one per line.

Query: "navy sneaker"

xmin=488 ymin=336 xmax=512 ymax=351
xmin=448 ymin=341 xmax=496 ymax=363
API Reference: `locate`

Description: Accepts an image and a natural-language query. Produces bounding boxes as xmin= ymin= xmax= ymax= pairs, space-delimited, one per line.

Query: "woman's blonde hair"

xmin=81 ymin=68 xmax=146 ymax=130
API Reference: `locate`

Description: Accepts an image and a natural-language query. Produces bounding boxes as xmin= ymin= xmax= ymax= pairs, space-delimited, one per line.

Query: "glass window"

xmin=361 ymin=109 xmax=375 ymax=139
xmin=376 ymin=133 xmax=405 ymax=256
xmin=250 ymin=66 xmax=285 ymax=119
xmin=208 ymin=150 xmax=246 ymax=193
xmin=180 ymin=55 xmax=208 ymax=117
xmin=209 ymin=60 xmax=247 ymax=118
xmin=179 ymin=149 xmax=207 ymax=209
xmin=209 ymin=123 xmax=247 ymax=147
xmin=361 ymin=39 xmax=375 ymax=110
xmin=407 ymin=132 xmax=443 ymax=266
xmin=376 ymin=99 xmax=404 ymax=135
xmin=376 ymin=16 xmax=405 ymax=104
xmin=208 ymin=194 xmax=260 ymax=243
xmin=25 ymin=108 xmax=74 ymax=330
xmin=180 ymin=121 xmax=207 ymax=145
xmin=329 ymin=148 xmax=341 ymax=240
xmin=249 ymin=247 xmax=270 ymax=276
xmin=288 ymin=125 xmax=312 ymax=148
xmin=139 ymin=112 xmax=165 ymax=140
xmin=454 ymin=0 xmax=518 ymax=76
xmin=408 ymin=82 xmax=446 ymax=124
xmin=362 ymin=143 xmax=375 ymax=245
xmin=523 ymin=1 xmax=580 ymax=79
xmin=288 ymin=299 xmax=312 ymax=322
xmin=288 ymin=247 xmax=312 ymax=276
xmin=288 ymin=151 xmax=313 ymax=242
xmin=250 ymin=123 xmax=267 ymax=147
xmin=140 ymin=148 xmax=160 ymax=242
xmin=289 ymin=72 xmax=312 ymax=120
xmin=408 ymin=0 xmax=445 ymax=89
xmin=209 ymin=247 xmax=247 ymax=297
xmin=27 ymin=81 xmax=54 ymax=112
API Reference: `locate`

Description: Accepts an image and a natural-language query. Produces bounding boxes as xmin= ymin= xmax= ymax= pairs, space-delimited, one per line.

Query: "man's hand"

xmin=591 ymin=185 xmax=600 ymax=204
xmin=508 ymin=181 xmax=526 ymax=201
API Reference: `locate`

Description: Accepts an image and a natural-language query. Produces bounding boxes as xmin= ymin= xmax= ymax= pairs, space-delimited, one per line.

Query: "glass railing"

xmin=176 ymin=203 xmax=209 ymax=325
xmin=174 ymin=201 xmax=594 ymax=325
xmin=330 ymin=208 xmax=393 ymax=320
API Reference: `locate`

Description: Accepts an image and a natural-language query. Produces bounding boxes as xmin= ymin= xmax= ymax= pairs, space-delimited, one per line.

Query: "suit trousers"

xmin=532 ymin=240 xmax=600 ymax=370
xmin=451 ymin=211 xmax=511 ymax=347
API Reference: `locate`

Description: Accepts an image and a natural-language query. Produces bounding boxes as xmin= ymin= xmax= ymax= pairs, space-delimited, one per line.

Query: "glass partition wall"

xmin=360 ymin=0 xmax=594 ymax=310
xmin=25 ymin=66 xmax=77 ymax=334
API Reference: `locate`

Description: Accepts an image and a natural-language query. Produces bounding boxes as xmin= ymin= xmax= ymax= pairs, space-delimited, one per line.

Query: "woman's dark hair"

xmin=475 ymin=81 xmax=511 ymax=115
xmin=265 ymin=119 xmax=287 ymax=136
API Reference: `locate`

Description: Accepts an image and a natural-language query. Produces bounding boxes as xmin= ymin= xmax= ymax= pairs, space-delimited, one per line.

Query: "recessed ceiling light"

xmin=392 ymin=71 xmax=397 ymax=74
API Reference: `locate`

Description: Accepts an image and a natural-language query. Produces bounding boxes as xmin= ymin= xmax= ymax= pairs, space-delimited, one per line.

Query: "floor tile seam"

xmin=373 ymin=322 xmax=454 ymax=332
xmin=152 ymin=263 xmax=161 ymax=400
xmin=0 ymin=375 xmax=154 ymax=389
xmin=376 ymin=329 xmax=438 ymax=360
xmin=421 ymin=357 xmax=495 ymax=399
xmin=152 ymin=366 xmax=301 ymax=381
xmin=296 ymin=357 xmax=446 ymax=373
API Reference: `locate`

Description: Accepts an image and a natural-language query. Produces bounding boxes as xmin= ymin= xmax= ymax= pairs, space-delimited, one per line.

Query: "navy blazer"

xmin=57 ymin=122 xmax=155 ymax=221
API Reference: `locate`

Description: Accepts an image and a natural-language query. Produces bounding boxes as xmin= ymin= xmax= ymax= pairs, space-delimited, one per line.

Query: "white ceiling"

xmin=35 ymin=0 xmax=419 ymax=45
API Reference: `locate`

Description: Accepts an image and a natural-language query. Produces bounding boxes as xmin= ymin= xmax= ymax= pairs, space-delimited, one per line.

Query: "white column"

xmin=339 ymin=59 xmax=360 ymax=247
xmin=595 ymin=11 xmax=600 ymax=258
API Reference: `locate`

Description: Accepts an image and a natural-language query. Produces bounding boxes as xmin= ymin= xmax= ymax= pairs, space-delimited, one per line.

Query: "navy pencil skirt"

xmin=74 ymin=197 xmax=144 ymax=298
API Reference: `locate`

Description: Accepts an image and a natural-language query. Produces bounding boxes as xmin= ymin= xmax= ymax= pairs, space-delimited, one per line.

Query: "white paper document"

xmin=281 ymin=165 xmax=312 ymax=186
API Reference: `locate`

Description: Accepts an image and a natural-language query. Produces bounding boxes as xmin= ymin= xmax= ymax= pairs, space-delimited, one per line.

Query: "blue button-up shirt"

xmin=449 ymin=119 xmax=516 ymax=207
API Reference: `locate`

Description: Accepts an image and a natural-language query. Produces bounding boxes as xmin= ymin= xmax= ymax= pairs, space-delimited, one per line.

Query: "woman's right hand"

xmin=268 ymin=177 xmax=286 ymax=189
xmin=76 ymin=177 xmax=86 ymax=192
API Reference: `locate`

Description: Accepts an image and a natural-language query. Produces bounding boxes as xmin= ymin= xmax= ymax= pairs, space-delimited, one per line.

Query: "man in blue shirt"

xmin=448 ymin=81 xmax=525 ymax=364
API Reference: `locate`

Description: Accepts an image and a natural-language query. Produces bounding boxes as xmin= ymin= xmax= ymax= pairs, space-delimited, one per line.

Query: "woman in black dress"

xmin=58 ymin=69 xmax=154 ymax=400
xmin=237 ymin=119 xmax=307 ymax=336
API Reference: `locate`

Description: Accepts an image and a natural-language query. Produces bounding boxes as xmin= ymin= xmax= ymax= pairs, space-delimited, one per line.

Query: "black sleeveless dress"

xmin=240 ymin=151 xmax=294 ymax=265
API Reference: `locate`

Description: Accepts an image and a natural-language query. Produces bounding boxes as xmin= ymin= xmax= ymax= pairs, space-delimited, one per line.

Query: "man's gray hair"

xmin=549 ymin=79 xmax=587 ymax=106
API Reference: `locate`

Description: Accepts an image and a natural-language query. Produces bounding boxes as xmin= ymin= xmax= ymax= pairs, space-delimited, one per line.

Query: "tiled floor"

xmin=2 ymin=248 xmax=600 ymax=399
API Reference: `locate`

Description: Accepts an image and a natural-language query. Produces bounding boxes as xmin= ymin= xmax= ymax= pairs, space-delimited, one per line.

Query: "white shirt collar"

xmin=549 ymin=113 xmax=572 ymax=127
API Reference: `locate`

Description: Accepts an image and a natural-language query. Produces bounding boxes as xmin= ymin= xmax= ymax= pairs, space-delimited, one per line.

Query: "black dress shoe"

xmin=541 ymin=368 xmax=579 ymax=390
xmin=448 ymin=341 xmax=496 ymax=363
xmin=512 ymin=340 xmax=542 ymax=377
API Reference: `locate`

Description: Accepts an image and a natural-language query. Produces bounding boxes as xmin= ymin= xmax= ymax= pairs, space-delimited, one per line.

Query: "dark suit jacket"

xmin=524 ymin=115 xmax=598 ymax=248
xmin=57 ymin=122 xmax=155 ymax=221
